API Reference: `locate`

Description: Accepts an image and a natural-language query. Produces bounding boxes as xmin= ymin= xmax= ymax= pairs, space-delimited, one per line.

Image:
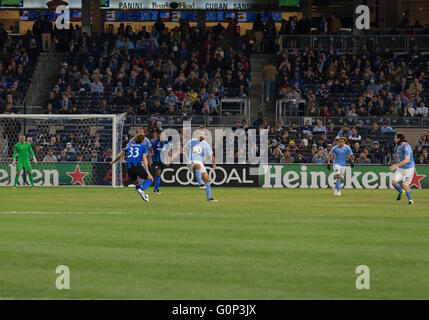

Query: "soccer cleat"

xmin=337 ymin=191 xmax=341 ymax=196
xmin=199 ymin=184 xmax=206 ymax=190
xmin=408 ymin=200 xmax=414 ymax=205
xmin=207 ymin=198 xmax=218 ymax=202
xmin=12 ymin=186 xmax=16 ymax=189
xmin=334 ymin=189 xmax=338 ymax=196
xmin=153 ymin=189 xmax=161 ymax=195
xmin=397 ymin=190 xmax=405 ymax=201
xmin=137 ymin=189 xmax=149 ymax=202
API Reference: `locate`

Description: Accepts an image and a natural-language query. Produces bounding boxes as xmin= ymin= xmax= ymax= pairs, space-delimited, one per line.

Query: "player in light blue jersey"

xmin=389 ymin=133 xmax=415 ymax=205
xmin=327 ymin=137 xmax=354 ymax=196
xmin=183 ymin=129 xmax=217 ymax=202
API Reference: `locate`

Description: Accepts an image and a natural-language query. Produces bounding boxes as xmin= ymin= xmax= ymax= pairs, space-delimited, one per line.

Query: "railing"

xmin=279 ymin=35 xmax=429 ymax=52
xmin=276 ymin=98 xmax=307 ymax=122
xmin=131 ymin=114 xmax=249 ymax=127
xmin=275 ymin=114 xmax=429 ymax=128
xmin=219 ymin=97 xmax=250 ymax=123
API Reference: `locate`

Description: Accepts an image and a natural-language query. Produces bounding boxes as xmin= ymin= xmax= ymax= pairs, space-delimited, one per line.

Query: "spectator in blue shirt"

xmin=300 ymin=119 xmax=313 ymax=135
xmin=207 ymin=93 xmax=218 ymax=108
xmin=366 ymin=78 xmax=379 ymax=93
xmin=164 ymin=90 xmax=178 ymax=105
xmin=291 ymin=72 xmax=304 ymax=91
xmin=336 ymin=124 xmax=353 ymax=138
xmin=381 ymin=122 xmax=395 ymax=133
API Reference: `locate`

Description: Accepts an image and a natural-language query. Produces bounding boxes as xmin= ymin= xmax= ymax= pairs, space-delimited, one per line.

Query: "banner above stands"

xmin=1 ymin=0 xmax=280 ymax=10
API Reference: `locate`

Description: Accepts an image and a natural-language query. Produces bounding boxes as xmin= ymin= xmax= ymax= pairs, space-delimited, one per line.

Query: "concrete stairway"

xmin=24 ymin=50 xmax=64 ymax=113
xmin=249 ymin=53 xmax=277 ymax=126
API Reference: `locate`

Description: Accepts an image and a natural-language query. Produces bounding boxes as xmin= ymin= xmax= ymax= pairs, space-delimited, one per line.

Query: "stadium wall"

xmin=259 ymin=164 xmax=427 ymax=189
xmin=400 ymin=128 xmax=429 ymax=147
xmin=1 ymin=163 xmax=428 ymax=189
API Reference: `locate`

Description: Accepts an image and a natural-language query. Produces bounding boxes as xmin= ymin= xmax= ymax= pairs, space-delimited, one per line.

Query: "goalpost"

xmin=0 ymin=114 xmax=126 ymax=187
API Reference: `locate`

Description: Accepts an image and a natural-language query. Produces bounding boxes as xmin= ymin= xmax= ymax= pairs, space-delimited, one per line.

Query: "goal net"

xmin=0 ymin=114 xmax=126 ymax=187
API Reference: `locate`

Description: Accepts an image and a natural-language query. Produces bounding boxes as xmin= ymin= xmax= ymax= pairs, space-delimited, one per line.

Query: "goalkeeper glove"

xmin=350 ymin=161 xmax=355 ymax=168
xmin=326 ymin=163 xmax=331 ymax=171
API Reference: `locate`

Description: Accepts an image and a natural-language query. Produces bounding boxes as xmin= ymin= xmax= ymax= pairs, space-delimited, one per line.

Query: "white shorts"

xmin=333 ymin=164 xmax=346 ymax=177
xmin=393 ymin=167 xmax=414 ymax=185
xmin=187 ymin=160 xmax=207 ymax=173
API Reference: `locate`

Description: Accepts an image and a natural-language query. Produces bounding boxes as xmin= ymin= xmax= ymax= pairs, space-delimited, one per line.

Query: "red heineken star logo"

xmin=409 ymin=168 xmax=425 ymax=189
xmin=67 ymin=165 xmax=89 ymax=185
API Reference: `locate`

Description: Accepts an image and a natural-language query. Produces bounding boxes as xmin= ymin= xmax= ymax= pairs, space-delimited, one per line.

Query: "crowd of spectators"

xmin=43 ymin=19 xmax=251 ymax=119
xmin=0 ymin=23 xmax=39 ymax=114
xmin=272 ymin=43 xmax=429 ymax=119
xmin=414 ymin=133 xmax=429 ymax=164
xmin=247 ymin=115 xmax=395 ymax=164
xmin=243 ymin=114 xmax=428 ymax=165
xmin=277 ymin=14 xmax=429 ymax=37
xmin=26 ymin=126 xmax=113 ymax=163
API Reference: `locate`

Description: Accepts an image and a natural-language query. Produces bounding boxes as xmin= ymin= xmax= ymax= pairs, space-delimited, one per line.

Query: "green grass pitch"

xmin=0 ymin=187 xmax=428 ymax=299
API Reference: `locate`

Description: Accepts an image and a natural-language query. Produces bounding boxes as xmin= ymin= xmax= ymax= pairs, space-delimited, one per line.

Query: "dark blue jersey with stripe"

xmin=151 ymin=139 xmax=170 ymax=163
xmin=122 ymin=143 xmax=148 ymax=168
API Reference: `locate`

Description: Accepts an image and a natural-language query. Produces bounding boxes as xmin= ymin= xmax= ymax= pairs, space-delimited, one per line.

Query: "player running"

xmin=12 ymin=135 xmax=37 ymax=188
xmin=326 ymin=137 xmax=354 ymax=196
xmin=127 ymin=128 xmax=152 ymax=189
xmin=184 ymin=129 xmax=217 ymax=202
xmin=151 ymin=131 xmax=172 ymax=194
xmin=389 ymin=133 xmax=415 ymax=205
xmin=111 ymin=133 xmax=153 ymax=202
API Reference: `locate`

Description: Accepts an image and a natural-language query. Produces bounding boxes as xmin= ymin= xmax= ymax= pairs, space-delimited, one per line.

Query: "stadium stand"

xmin=45 ymin=20 xmax=251 ymax=122
xmin=0 ymin=24 xmax=40 ymax=114
xmin=5 ymin=17 xmax=429 ymax=166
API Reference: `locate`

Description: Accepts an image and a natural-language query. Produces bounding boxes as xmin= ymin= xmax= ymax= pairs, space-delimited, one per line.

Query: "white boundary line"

xmin=0 ymin=211 xmax=128 ymax=215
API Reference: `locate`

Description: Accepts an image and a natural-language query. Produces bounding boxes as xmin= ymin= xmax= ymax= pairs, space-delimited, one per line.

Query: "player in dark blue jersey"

xmin=151 ymin=131 xmax=172 ymax=194
xmin=128 ymin=128 xmax=153 ymax=190
xmin=111 ymin=134 xmax=153 ymax=202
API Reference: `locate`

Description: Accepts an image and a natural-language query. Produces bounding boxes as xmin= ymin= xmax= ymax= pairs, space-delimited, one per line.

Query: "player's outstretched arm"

xmin=110 ymin=152 xmax=125 ymax=165
xmin=30 ymin=146 xmax=37 ymax=164
xmin=326 ymin=154 xmax=332 ymax=170
xmin=142 ymin=154 xmax=153 ymax=181
xmin=12 ymin=144 xmax=18 ymax=164
xmin=390 ymin=156 xmax=410 ymax=171
xmin=211 ymin=154 xmax=217 ymax=169
xmin=348 ymin=154 xmax=355 ymax=167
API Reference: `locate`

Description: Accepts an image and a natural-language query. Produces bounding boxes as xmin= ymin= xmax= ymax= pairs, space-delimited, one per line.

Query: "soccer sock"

xmin=205 ymin=184 xmax=211 ymax=200
xmin=135 ymin=184 xmax=141 ymax=191
xmin=154 ymin=176 xmax=161 ymax=190
xmin=195 ymin=170 xmax=203 ymax=185
xmin=336 ymin=178 xmax=341 ymax=192
xmin=139 ymin=178 xmax=145 ymax=186
xmin=28 ymin=173 xmax=34 ymax=186
xmin=394 ymin=184 xmax=404 ymax=194
xmin=14 ymin=174 xmax=20 ymax=186
xmin=405 ymin=189 xmax=412 ymax=201
xmin=141 ymin=179 xmax=153 ymax=192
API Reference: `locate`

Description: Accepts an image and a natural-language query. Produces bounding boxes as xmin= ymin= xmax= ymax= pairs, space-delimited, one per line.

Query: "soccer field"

xmin=0 ymin=187 xmax=428 ymax=299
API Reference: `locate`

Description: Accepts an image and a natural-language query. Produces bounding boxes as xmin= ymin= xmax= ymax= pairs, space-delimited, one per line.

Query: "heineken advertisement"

xmin=0 ymin=162 xmax=93 ymax=186
xmin=259 ymin=165 xmax=429 ymax=189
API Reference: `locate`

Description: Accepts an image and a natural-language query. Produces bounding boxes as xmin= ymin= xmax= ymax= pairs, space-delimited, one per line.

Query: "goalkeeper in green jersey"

xmin=12 ymin=135 xmax=37 ymax=188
